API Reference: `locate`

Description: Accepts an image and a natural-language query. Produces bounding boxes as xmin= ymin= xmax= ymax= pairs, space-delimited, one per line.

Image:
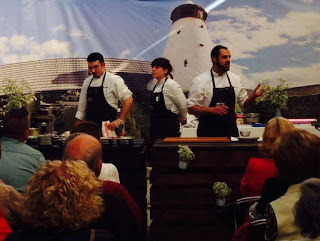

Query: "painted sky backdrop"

xmin=0 ymin=0 xmax=320 ymax=89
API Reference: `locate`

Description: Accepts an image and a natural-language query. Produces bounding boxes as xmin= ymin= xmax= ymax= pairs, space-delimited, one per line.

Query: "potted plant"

xmin=256 ymin=78 xmax=290 ymax=117
xmin=177 ymin=145 xmax=195 ymax=169
xmin=212 ymin=181 xmax=232 ymax=206
xmin=2 ymin=79 xmax=36 ymax=112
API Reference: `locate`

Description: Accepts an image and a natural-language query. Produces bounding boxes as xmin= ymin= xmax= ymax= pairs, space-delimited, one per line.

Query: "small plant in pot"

xmin=177 ymin=145 xmax=195 ymax=169
xmin=212 ymin=181 xmax=232 ymax=206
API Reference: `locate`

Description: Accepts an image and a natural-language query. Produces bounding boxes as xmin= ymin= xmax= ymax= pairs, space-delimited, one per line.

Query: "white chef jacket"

xmin=147 ymin=77 xmax=187 ymax=118
xmin=187 ymin=70 xmax=248 ymax=109
xmin=76 ymin=71 xmax=132 ymax=120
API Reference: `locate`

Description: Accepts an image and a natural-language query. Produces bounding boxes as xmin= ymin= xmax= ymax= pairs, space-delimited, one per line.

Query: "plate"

xmin=237 ymin=137 xmax=259 ymax=143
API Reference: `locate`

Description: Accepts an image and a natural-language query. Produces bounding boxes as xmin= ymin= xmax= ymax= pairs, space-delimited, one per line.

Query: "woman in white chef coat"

xmin=148 ymin=58 xmax=187 ymax=142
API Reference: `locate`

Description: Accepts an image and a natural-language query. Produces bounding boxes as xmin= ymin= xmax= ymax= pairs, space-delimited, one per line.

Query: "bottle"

xmin=236 ymin=112 xmax=244 ymax=125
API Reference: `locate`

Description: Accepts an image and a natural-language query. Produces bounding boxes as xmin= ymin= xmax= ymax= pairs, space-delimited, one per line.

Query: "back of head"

xmin=70 ymin=121 xmax=101 ymax=140
xmin=211 ymin=45 xmax=228 ymax=60
xmin=295 ymin=178 xmax=320 ymax=239
xmin=273 ymin=129 xmax=320 ymax=185
xmin=64 ymin=134 xmax=102 ymax=175
xmin=87 ymin=52 xmax=104 ymax=63
xmin=259 ymin=117 xmax=295 ymax=158
xmin=3 ymin=107 xmax=30 ymax=140
xmin=23 ymin=160 xmax=103 ymax=231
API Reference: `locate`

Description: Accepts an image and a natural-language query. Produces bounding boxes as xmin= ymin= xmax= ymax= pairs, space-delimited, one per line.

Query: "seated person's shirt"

xmin=240 ymin=157 xmax=277 ymax=197
xmin=0 ymin=137 xmax=46 ymax=193
xmin=98 ymin=163 xmax=120 ymax=183
xmin=91 ymin=186 xmax=143 ymax=241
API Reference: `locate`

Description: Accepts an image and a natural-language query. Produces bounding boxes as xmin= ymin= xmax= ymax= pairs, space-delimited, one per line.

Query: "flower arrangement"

xmin=177 ymin=145 xmax=195 ymax=169
xmin=178 ymin=145 xmax=195 ymax=161
xmin=256 ymin=78 xmax=290 ymax=109
xmin=2 ymin=79 xmax=36 ymax=112
xmin=212 ymin=181 xmax=232 ymax=199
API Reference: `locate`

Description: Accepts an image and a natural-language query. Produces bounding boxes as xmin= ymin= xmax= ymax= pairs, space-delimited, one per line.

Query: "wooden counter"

xmin=150 ymin=140 xmax=259 ymax=241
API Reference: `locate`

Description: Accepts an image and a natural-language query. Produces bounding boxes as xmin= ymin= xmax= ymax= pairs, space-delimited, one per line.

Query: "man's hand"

xmin=211 ymin=105 xmax=229 ymax=116
xmin=108 ymin=118 xmax=123 ymax=130
xmin=179 ymin=116 xmax=187 ymax=125
xmin=254 ymin=83 xmax=265 ymax=98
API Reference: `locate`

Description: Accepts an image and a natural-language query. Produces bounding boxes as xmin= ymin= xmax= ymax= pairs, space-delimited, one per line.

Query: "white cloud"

xmin=208 ymin=7 xmax=320 ymax=60
xmin=0 ymin=37 xmax=9 ymax=54
xmin=118 ymin=49 xmax=131 ymax=59
xmin=9 ymin=35 xmax=35 ymax=51
xmin=52 ymin=24 xmax=67 ymax=33
xmin=0 ymin=34 xmax=72 ymax=64
xmin=301 ymin=0 xmax=313 ymax=3
xmin=245 ymin=62 xmax=320 ymax=88
xmin=69 ymin=29 xmax=84 ymax=38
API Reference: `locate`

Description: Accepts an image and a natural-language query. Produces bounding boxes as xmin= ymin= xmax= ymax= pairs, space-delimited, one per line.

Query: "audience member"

xmin=240 ymin=117 xmax=295 ymax=197
xmin=69 ymin=121 xmax=120 ymax=182
xmin=64 ymin=135 xmax=143 ymax=241
xmin=0 ymin=107 xmax=45 ymax=192
xmin=294 ymin=178 xmax=320 ymax=240
xmin=63 ymin=133 xmax=119 ymax=182
xmin=70 ymin=121 xmax=102 ymax=139
xmin=265 ymin=129 xmax=320 ymax=241
xmin=5 ymin=160 xmax=114 ymax=241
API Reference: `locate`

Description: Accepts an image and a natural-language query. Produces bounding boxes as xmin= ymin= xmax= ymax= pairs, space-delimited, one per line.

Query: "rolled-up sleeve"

xmin=187 ymin=77 xmax=205 ymax=108
xmin=237 ymin=78 xmax=248 ymax=109
xmin=75 ymin=79 xmax=90 ymax=120
xmin=167 ymin=82 xmax=187 ymax=118
xmin=111 ymin=75 xmax=132 ymax=103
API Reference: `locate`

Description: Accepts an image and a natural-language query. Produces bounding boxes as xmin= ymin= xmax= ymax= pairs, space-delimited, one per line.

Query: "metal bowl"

xmin=244 ymin=113 xmax=260 ymax=124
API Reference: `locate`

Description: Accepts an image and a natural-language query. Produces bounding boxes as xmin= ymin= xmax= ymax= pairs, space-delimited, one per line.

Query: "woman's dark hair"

xmin=87 ymin=52 xmax=104 ymax=63
xmin=273 ymin=129 xmax=320 ymax=185
xmin=151 ymin=58 xmax=173 ymax=78
xmin=295 ymin=178 xmax=320 ymax=239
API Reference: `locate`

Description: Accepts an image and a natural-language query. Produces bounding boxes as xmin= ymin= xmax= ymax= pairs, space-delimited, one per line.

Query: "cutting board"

xmin=163 ymin=137 xmax=231 ymax=143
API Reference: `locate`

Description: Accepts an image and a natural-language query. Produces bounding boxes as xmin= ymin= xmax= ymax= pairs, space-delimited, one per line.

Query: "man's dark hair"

xmin=4 ymin=107 xmax=30 ymax=139
xmin=210 ymin=45 xmax=228 ymax=61
xmin=87 ymin=52 xmax=104 ymax=63
xmin=70 ymin=121 xmax=101 ymax=140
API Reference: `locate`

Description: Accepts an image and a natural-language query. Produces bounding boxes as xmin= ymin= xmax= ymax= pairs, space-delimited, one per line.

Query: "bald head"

xmin=63 ymin=134 xmax=102 ymax=176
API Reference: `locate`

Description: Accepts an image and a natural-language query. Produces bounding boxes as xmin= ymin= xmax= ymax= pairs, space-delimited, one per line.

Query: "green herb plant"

xmin=256 ymin=78 xmax=290 ymax=109
xmin=2 ymin=79 xmax=36 ymax=112
xmin=177 ymin=145 xmax=195 ymax=162
xmin=212 ymin=181 xmax=232 ymax=199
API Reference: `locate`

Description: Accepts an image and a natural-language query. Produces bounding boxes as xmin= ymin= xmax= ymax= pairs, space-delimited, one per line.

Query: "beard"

xmin=216 ymin=59 xmax=230 ymax=72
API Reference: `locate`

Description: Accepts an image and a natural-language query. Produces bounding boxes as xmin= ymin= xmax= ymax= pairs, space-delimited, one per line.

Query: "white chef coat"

xmin=147 ymin=77 xmax=187 ymax=118
xmin=76 ymin=71 xmax=132 ymax=120
xmin=187 ymin=70 xmax=248 ymax=109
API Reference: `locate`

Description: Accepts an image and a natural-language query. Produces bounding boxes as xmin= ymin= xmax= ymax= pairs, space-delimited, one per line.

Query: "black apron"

xmin=150 ymin=78 xmax=180 ymax=140
xmin=86 ymin=72 xmax=117 ymax=128
xmin=197 ymin=70 xmax=239 ymax=137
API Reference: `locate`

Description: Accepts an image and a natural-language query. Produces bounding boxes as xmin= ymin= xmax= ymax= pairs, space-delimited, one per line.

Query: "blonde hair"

xmin=259 ymin=117 xmax=295 ymax=158
xmin=23 ymin=160 xmax=103 ymax=231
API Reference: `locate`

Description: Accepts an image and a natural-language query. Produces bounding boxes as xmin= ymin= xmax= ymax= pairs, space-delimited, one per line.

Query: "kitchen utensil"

xmin=244 ymin=113 xmax=260 ymax=124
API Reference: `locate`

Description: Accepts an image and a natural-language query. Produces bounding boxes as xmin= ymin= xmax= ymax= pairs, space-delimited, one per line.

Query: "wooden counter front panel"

xmin=150 ymin=142 xmax=258 ymax=241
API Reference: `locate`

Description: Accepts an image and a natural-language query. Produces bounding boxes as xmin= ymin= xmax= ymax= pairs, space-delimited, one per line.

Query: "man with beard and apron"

xmin=187 ymin=45 xmax=263 ymax=138
xmin=75 ymin=52 xmax=133 ymax=133
xmin=148 ymin=58 xmax=187 ymax=143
